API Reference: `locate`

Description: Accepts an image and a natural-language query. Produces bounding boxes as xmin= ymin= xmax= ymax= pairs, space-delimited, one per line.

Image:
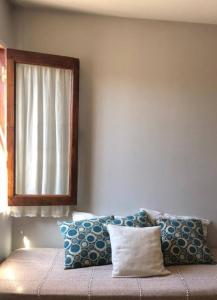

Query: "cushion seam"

xmin=36 ymin=249 xmax=60 ymax=298
xmin=88 ymin=267 xmax=95 ymax=299
xmin=136 ymin=278 xmax=142 ymax=300
xmin=176 ymin=268 xmax=191 ymax=299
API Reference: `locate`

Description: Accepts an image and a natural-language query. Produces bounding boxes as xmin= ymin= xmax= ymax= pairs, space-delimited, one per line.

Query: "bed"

xmin=0 ymin=248 xmax=217 ymax=300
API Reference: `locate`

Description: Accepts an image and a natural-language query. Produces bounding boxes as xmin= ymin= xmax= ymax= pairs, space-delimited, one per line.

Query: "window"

xmin=7 ymin=49 xmax=79 ymax=206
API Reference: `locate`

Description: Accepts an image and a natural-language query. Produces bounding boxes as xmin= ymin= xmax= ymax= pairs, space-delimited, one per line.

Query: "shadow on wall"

xmin=207 ymin=223 xmax=217 ymax=248
xmin=0 ymin=214 xmax=12 ymax=260
xmin=12 ymin=217 xmax=65 ymax=250
xmin=77 ymin=58 xmax=95 ymax=213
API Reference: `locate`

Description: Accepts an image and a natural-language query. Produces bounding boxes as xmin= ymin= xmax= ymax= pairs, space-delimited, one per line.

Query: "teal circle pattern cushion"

xmin=58 ymin=216 xmax=114 ymax=269
xmin=58 ymin=210 xmax=152 ymax=269
xmin=113 ymin=210 xmax=152 ymax=227
xmin=156 ymin=218 xmax=216 ymax=266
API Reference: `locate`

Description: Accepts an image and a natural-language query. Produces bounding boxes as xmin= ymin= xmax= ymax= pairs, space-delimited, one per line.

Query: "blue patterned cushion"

xmin=58 ymin=211 xmax=152 ymax=269
xmin=58 ymin=216 xmax=114 ymax=269
xmin=113 ymin=210 xmax=152 ymax=227
xmin=156 ymin=218 xmax=216 ymax=266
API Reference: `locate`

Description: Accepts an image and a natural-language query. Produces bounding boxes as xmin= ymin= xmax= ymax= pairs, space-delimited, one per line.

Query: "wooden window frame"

xmin=7 ymin=49 xmax=79 ymax=206
xmin=0 ymin=47 xmax=7 ymax=210
xmin=0 ymin=47 xmax=6 ymax=150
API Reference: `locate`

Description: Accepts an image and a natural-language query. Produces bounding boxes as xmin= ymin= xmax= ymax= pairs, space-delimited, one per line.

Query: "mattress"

xmin=0 ymin=248 xmax=217 ymax=300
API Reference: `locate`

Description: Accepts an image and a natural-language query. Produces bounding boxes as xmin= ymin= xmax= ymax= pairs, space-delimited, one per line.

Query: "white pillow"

xmin=72 ymin=211 xmax=97 ymax=221
xmin=140 ymin=208 xmax=210 ymax=239
xmin=107 ymin=224 xmax=170 ymax=278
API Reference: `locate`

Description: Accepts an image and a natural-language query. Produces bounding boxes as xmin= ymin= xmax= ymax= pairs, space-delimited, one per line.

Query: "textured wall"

xmin=12 ymin=7 xmax=217 ymax=249
xmin=0 ymin=215 xmax=12 ymax=260
xmin=0 ymin=0 xmax=14 ymax=47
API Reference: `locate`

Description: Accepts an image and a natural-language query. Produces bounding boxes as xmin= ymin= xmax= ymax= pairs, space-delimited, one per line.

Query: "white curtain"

xmin=9 ymin=205 xmax=74 ymax=218
xmin=16 ymin=63 xmax=72 ymax=195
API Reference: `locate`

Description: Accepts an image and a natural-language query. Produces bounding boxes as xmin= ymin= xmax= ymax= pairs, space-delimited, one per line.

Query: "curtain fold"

xmin=9 ymin=205 xmax=74 ymax=218
xmin=16 ymin=63 xmax=72 ymax=195
xmin=9 ymin=63 xmax=73 ymax=217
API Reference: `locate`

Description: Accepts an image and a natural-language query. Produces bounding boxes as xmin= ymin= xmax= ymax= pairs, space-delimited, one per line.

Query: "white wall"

xmin=0 ymin=0 xmax=14 ymax=47
xmin=0 ymin=0 xmax=14 ymax=260
xmin=0 ymin=215 xmax=12 ymax=260
xmin=12 ymin=7 xmax=217 ymax=249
